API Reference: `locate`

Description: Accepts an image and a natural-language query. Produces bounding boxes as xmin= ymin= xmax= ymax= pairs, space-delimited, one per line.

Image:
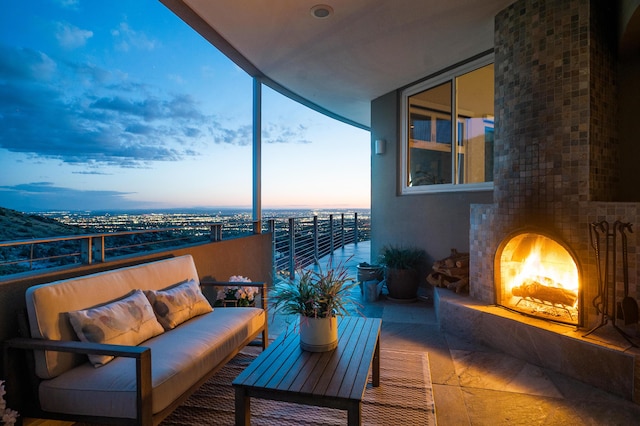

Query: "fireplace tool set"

xmin=583 ymin=220 xmax=639 ymax=347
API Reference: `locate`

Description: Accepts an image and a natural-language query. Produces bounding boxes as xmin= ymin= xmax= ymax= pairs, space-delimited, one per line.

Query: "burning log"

xmin=512 ymin=278 xmax=578 ymax=307
xmin=427 ymin=249 xmax=470 ymax=294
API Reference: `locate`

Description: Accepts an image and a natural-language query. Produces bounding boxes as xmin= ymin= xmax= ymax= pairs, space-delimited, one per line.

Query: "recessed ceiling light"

xmin=310 ymin=4 xmax=333 ymax=19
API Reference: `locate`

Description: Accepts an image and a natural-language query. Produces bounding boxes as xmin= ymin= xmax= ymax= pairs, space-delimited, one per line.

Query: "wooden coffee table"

xmin=233 ymin=316 xmax=381 ymax=426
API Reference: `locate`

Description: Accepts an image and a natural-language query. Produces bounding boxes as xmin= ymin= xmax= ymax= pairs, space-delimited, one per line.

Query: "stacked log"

xmin=511 ymin=278 xmax=578 ymax=307
xmin=426 ymin=249 xmax=469 ymax=294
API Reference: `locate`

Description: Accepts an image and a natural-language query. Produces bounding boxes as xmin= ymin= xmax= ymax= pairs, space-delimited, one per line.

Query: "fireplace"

xmin=495 ymin=230 xmax=580 ymax=325
xmin=469 ymin=0 xmax=620 ymax=331
xmin=449 ymin=0 xmax=640 ymax=404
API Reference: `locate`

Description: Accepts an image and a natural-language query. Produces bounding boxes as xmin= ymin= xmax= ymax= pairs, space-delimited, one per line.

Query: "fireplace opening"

xmin=495 ymin=231 xmax=580 ymax=325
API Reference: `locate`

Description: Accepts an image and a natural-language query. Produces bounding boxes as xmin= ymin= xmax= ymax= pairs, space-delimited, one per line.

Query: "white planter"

xmin=299 ymin=316 xmax=338 ymax=352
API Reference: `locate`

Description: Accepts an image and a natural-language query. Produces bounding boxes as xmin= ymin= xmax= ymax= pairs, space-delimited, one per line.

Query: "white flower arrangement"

xmin=215 ymin=275 xmax=259 ymax=307
xmin=0 ymin=380 xmax=19 ymax=426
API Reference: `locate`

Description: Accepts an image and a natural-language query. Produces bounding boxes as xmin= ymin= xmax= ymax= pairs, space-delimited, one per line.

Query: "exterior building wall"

xmin=370 ymin=91 xmax=493 ymax=273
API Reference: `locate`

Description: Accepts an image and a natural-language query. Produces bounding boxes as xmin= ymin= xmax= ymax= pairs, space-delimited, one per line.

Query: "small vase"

xmin=299 ymin=316 xmax=338 ymax=352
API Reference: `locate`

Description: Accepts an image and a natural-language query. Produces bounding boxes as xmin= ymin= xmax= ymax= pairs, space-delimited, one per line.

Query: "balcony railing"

xmin=269 ymin=213 xmax=367 ymax=280
xmin=0 ymin=213 xmax=369 ymax=279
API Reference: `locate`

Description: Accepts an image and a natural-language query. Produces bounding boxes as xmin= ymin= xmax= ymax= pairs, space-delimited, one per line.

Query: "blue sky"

xmin=0 ymin=0 xmax=371 ymax=212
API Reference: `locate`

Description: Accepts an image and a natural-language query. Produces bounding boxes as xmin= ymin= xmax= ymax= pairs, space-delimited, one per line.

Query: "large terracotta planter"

xmin=299 ymin=316 xmax=338 ymax=352
xmin=385 ymin=267 xmax=419 ymax=302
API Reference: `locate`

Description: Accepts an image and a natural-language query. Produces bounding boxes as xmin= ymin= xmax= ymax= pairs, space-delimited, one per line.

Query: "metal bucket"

xmin=357 ymin=264 xmax=383 ymax=282
xmin=363 ymin=280 xmax=380 ymax=302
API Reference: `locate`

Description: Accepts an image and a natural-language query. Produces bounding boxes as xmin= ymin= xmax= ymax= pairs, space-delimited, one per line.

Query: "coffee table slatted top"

xmin=233 ymin=316 xmax=381 ymax=405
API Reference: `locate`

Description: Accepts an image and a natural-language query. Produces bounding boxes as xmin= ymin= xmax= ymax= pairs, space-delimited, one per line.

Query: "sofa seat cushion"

xmin=68 ymin=290 xmax=165 ymax=367
xmin=38 ymin=307 xmax=266 ymax=419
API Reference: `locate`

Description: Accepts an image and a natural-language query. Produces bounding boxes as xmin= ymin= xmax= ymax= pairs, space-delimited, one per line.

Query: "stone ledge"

xmin=434 ymin=287 xmax=640 ymax=403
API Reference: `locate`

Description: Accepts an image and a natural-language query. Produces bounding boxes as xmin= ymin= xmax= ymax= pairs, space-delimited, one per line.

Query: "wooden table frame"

xmin=233 ymin=316 xmax=381 ymax=426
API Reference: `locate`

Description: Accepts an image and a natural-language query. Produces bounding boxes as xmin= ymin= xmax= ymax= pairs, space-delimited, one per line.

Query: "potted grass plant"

xmin=270 ymin=258 xmax=359 ymax=352
xmin=379 ymin=245 xmax=426 ymax=302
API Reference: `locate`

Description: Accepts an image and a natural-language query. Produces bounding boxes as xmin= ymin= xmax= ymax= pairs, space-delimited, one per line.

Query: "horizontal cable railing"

xmin=0 ymin=213 xmax=369 ymax=278
xmin=268 ymin=213 xmax=367 ymax=280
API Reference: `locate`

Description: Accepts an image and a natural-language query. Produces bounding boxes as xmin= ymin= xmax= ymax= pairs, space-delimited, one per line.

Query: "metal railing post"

xmin=268 ymin=219 xmax=276 ymax=282
xmin=210 ymin=224 xmax=223 ymax=242
xmin=354 ymin=212 xmax=359 ymax=245
xmin=313 ymin=216 xmax=319 ymax=260
xmin=80 ymin=237 xmax=93 ymax=264
xmin=329 ymin=214 xmax=334 ymax=255
xmin=253 ymin=220 xmax=261 ymax=234
xmin=95 ymin=235 xmax=105 ymax=262
xmin=288 ymin=217 xmax=295 ymax=280
xmin=340 ymin=213 xmax=345 ymax=249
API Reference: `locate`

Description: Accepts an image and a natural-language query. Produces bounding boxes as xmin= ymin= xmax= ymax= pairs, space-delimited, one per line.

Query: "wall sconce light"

xmin=375 ymin=139 xmax=386 ymax=155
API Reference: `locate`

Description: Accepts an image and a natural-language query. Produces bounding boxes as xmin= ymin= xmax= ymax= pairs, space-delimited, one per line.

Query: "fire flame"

xmin=503 ymin=234 xmax=579 ymax=307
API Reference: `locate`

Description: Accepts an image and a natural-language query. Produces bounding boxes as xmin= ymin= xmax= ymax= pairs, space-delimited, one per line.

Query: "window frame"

xmin=400 ymin=55 xmax=495 ymax=195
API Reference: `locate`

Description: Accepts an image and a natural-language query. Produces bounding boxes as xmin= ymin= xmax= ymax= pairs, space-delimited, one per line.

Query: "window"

xmin=401 ymin=58 xmax=494 ymax=193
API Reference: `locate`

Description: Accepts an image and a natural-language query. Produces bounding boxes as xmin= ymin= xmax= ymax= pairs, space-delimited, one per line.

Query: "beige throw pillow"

xmin=68 ymin=289 xmax=165 ymax=367
xmin=144 ymin=279 xmax=213 ymax=330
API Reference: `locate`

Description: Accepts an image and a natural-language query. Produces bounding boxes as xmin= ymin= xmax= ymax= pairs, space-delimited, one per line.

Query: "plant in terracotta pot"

xmin=270 ymin=258 xmax=359 ymax=352
xmin=379 ymin=245 xmax=427 ymax=302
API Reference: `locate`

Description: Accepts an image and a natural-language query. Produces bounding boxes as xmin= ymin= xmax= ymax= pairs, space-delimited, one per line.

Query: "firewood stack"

xmin=426 ymin=249 xmax=469 ymax=294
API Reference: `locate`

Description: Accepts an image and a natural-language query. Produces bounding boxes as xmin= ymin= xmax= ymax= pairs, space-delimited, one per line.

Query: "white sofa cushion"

xmin=68 ymin=290 xmax=165 ymax=367
xmin=38 ymin=307 xmax=266 ymax=419
xmin=144 ymin=279 xmax=213 ymax=330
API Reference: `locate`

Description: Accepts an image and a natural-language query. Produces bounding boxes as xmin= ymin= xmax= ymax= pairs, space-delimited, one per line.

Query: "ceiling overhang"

xmin=160 ymin=0 xmax=516 ymax=129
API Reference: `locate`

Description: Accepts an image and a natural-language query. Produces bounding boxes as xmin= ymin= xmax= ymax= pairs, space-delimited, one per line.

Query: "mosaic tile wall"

xmin=470 ymin=0 xmax=629 ymax=328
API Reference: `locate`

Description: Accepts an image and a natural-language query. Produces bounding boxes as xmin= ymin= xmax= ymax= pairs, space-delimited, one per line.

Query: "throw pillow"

xmin=68 ymin=289 xmax=165 ymax=367
xmin=144 ymin=279 xmax=213 ymax=330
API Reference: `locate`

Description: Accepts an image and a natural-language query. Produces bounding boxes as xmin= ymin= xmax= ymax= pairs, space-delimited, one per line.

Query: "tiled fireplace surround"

xmin=435 ymin=0 xmax=640 ymax=403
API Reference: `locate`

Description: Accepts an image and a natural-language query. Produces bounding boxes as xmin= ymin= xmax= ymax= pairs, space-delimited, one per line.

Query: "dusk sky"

xmin=0 ymin=0 xmax=371 ymax=213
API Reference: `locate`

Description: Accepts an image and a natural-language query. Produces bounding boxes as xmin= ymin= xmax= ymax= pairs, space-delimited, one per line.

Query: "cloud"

xmin=56 ymin=0 xmax=79 ymax=8
xmin=209 ymin=122 xmax=312 ymax=146
xmin=263 ymin=123 xmax=312 ymax=144
xmin=72 ymin=171 xmax=112 ymax=175
xmin=55 ymin=22 xmax=93 ymax=49
xmin=0 ymin=45 xmax=206 ymax=167
xmin=0 ymin=46 xmax=57 ymax=81
xmin=0 ymin=44 xmax=310 ymax=168
xmin=0 ymin=182 xmax=150 ymax=211
xmin=111 ymin=23 xmax=158 ymax=52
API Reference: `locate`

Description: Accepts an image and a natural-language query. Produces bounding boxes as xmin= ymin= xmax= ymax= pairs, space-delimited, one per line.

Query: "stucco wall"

xmin=370 ymin=91 xmax=493 ymax=271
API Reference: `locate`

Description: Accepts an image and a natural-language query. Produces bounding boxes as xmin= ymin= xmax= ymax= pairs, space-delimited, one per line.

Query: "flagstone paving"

xmin=268 ymin=241 xmax=640 ymax=425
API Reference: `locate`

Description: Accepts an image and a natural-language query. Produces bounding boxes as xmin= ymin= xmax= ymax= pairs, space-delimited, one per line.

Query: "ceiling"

xmin=160 ymin=0 xmax=516 ymax=129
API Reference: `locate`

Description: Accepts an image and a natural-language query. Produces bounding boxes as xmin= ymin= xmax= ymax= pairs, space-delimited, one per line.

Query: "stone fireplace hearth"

xmin=434 ymin=0 xmax=640 ymax=404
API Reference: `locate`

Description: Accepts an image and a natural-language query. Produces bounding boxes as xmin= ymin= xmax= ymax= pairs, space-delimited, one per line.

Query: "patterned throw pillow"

xmin=68 ymin=289 xmax=165 ymax=367
xmin=144 ymin=280 xmax=213 ymax=330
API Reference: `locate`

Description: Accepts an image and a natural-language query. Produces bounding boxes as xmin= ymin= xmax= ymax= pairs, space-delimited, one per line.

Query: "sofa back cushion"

xmin=26 ymin=255 xmax=199 ymax=379
xmin=144 ymin=279 xmax=213 ymax=330
xmin=68 ymin=289 xmax=165 ymax=367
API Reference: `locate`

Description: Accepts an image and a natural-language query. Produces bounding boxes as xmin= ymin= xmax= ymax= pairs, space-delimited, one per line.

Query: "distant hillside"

xmin=0 ymin=207 xmax=88 ymax=242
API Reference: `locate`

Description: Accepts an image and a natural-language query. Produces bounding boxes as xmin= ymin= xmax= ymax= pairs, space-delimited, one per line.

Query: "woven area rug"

xmin=161 ymin=348 xmax=436 ymax=425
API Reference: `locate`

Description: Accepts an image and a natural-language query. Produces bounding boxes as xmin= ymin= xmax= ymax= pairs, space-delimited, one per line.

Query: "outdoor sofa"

xmin=4 ymin=254 xmax=268 ymax=426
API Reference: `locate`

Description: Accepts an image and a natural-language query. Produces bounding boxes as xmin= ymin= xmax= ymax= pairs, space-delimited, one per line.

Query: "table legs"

xmin=234 ymin=386 xmax=250 ymax=426
xmin=347 ymin=401 xmax=362 ymax=426
xmin=372 ymin=335 xmax=380 ymax=387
